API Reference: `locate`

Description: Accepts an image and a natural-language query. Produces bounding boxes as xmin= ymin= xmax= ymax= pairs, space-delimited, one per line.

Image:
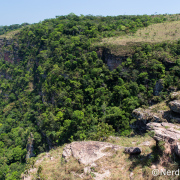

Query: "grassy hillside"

xmin=100 ymin=20 xmax=180 ymax=45
xmin=22 ymin=135 xmax=156 ymax=180
xmin=0 ymin=29 xmax=22 ymax=39
xmin=96 ymin=20 xmax=180 ymax=56
xmin=0 ymin=23 xmax=29 ymax=37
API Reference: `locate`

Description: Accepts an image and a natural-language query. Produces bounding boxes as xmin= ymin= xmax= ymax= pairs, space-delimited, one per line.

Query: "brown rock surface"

xmin=169 ymin=100 xmax=180 ymax=113
xmin=62 ymin=141 xmax=123 ymax=165
xmin=131 ymin=102 xmax=169 ymax=131
xmin=132 ymin=107 xmax=163 ymax=122
xmin=169 ymin=91 xmax=180 ymax=100
xmin=62 ymin=141 xmax=125 ymax=180
xmin=146 ymin=122 xmax=180 ymax=157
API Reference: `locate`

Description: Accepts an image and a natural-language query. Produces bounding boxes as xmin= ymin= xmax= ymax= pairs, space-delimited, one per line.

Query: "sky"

xmin=1 ymin=0 xmax=180 ymax=26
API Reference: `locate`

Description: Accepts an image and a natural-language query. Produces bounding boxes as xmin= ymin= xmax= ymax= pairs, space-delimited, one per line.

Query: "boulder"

xmin=146 ymin=122 xmax=180 ymax=157
xmin=62 ymin=141 xmax=123 ymax=165
xmin=62 ymin=141 xmax=124 ymax=180
xmin=169 ymin=91 xmax=180 ymax=100
xmin=169 ymin=100 xmax=180 ymax=114
xmin=124 ymin=147 xmax=142 ymax=155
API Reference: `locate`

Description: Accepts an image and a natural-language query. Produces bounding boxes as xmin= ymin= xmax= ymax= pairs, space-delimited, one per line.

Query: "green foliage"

xmin=0 ymin=23 xmax=29 ymax=35
xmin=0 ymin=14 xmax=180 ymax=178
xmin=94 ymin=122 xmax=115 ymax=141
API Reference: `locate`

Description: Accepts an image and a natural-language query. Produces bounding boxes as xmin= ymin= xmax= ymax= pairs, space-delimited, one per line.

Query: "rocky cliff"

xmin=22 ymin=136 xmax=155 ymax=180
xmin=147 ymin=122 xmax=180 ymax=157
xmin=97 ymin=48 xmax=128 ymax=71
xmin=0 ymin=37 xmax=21 ymax=64
xmin=132 ymin=91 xmax=180 ymax=162
xmin=132 ymin=91 xmax=180 ymax=131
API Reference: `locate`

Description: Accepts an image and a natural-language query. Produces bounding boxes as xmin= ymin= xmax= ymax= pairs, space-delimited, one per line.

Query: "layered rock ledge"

xmin=132 ymin=91 xmax=180 ymax=131
xmin=169 ymin=100 xmax=180 ymax=113
xmin=146 ymin=122 xmax=180 ymax=157
xmin=132 ymin=102 xmax=169 ymax=131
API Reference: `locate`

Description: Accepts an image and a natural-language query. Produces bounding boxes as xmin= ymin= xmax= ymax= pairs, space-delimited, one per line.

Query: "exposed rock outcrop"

xmin=22 ymin=139 xmax=154 ymax=180
xmin=62 ymin=141 xmax=124 ymax=180
xmin=103 ymin=53 xmax=127 ymax=71
xmin=169 ymin=91 xmax=180 ymax=100
xmin=62 ymin=141 xmax=145 ymax=179
xmin=97 ymin=48 xmax=128 ymax=71
xmin=62 ymin=141 xmax=123 ymax=165
xmin=132 ymin=107 xmax=164 ymax=122
xmin=169 ymin=100 xmax=180 ymax=113
xmin=146 ymin=122 xmax=180 ymax=157
xmin=0 ymin=38 xmax=21 ymax=64
xmin=124 ymin=147 xmax=142 ymax=155
xmin=132 ymin=91 xmax=180 ymax=131
xmin=132 ymin=102 xmax=169 ymax=131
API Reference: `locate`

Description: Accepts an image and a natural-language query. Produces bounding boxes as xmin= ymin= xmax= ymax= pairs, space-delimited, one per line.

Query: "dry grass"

xmin=0 ymin=29 xmax=21 ymax=39
xmin=107 ymin=133 xmax=154 ymax=148
xmin=23 ymin=135 xmax=156 ymax=180
xmin=0 ymin=24 xmax=30 ymax=39
xmin=23 ymin=145 xmax=93 ymax=180
xmin=23 ymin=134 xmax=179 ymax=180
xmin=150 ymin=101 xmax=170 ymax=113
xmin=99 ymin=21 xmax=180 ymax=47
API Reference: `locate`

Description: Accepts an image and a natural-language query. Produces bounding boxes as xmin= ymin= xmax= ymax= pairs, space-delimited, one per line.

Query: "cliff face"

xmin=0 ymin=38 xmax=21 ymax=64
xmin=26 ymin=133 xmax=35 ymax=159
xmin=146 ymin=122 xmax=180 ymax=157
xmin=1 ymin=39 xmax=128 ymax=72
xmin=97 ymin=48 xmax=128 ymax=70
xmin=132 ymin=91 xmax=180 ymax=131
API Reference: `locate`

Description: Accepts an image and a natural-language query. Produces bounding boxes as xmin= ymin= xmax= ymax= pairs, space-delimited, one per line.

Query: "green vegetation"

xmin=0 ymin=13 xmax=180 ymax=179
xmin=0 ymin=23 xmax=29 ymax=36
xmin=99 ymin=20 xmax=180 ymax=47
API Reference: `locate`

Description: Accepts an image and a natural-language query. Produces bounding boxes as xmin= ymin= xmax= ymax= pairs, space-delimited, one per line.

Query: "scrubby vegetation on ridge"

xmin=0 ymin=13 xmax=180 ymax=179
xmin=0 ymin=23 xmax=29 ymax=36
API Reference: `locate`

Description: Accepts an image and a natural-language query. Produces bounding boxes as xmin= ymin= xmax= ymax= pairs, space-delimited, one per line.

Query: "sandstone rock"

xmin=130 ymin=172 xmax=134 ymax=179
xmin=62 ymin=141 xmax=124 ymax=180
xmin=140 ymin=141 xmax=151 ymax=146
xmin=62 ymin=144 xmax=71 ymax=161
xmin=132 ymin=105 xmax=168 ymax=131
xmin=93 ymin=170 xmax=111 ymax=180
xmin=169 ymin=100 xmax=180 ymax=113
xmin=169 ymin=91 xmax=180 ymax=100
xmin=146 ymin=122 xmax=180 ymax=157
xmin=62 ymin=141 xmax=123 ymax=165
xmin=132 ymin=108 xmax=163 ymax=122
xmin=124 ymin=147 xmax=142 ymax=155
